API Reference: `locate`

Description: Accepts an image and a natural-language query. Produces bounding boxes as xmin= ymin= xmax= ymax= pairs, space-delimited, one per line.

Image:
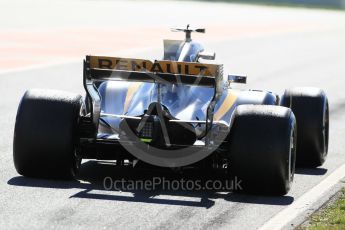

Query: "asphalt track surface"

xmin=1 ymin=1 xmax=345 ymax=229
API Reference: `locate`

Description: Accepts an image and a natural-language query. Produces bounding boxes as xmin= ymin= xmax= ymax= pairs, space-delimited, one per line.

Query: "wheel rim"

xmin=71 ymin=152 xmax=81 ymax=178
xmin=323 ymin=101 xmax=329 ymax=155
xmin=289 ymin=123 xmax=297 ymax=182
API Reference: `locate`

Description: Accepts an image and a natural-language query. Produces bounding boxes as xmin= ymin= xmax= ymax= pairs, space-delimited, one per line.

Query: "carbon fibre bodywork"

xmin=97 ymin=81 xmax=277 ymax=137
xmin=96 ymin=34 xmax=276 ymax=140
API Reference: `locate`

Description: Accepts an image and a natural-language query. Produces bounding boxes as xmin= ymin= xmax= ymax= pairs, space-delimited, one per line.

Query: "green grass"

xmin=300 ymin=188 xmax=345 ymax=230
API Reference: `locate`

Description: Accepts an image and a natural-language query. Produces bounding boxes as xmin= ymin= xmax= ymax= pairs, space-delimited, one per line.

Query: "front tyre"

xmin=281 ymin=87 xmax=329 ymax=167
xmin=13 ymin=89 xmax=83 ymax=179
xmin=228 ymin=105 xmax=296 ymax=195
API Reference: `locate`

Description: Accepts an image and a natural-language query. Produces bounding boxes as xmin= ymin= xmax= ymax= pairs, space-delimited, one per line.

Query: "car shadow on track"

xmin=295 ymin=167 xmax=328 ymax=176
xmin=7 ymin=160 xmax=294 ymax=208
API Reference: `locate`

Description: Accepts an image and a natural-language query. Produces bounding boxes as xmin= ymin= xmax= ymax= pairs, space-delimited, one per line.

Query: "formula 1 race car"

xmin=13 ymin=26 xmax=329 ymax=195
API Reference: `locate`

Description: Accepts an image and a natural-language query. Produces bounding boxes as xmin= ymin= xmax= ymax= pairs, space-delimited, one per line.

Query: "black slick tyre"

xmin=281 ymin=87 xmax=329 ymax=167
xmin=228 ymin=105 xmax=296 ymax=195
xmin=13 ymin=89 xmax=83 ymax=179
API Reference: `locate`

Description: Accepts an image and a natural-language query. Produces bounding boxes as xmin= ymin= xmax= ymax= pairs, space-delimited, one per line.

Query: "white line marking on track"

xmin=260 ymin=163 xmax=345 ymax=230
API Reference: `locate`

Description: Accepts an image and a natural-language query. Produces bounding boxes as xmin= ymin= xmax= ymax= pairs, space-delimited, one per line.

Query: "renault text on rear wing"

xmin=85 ymin=55 xmax=223 ymax=87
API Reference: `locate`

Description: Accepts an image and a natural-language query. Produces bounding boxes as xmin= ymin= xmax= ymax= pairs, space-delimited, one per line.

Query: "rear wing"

xmin=85 ymin=55 xmax=223 ymax=87
xmin=83 ymin=55 xmax=223 ymax=143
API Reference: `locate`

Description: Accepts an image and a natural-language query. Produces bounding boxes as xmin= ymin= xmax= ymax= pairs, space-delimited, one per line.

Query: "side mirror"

xmin=195 ymin=28 xmax=206 ymax=33
xmin=198 ymin=51 xmax=216 ymax=60
xmin=228 ymin=75 xmax=247 ymax=84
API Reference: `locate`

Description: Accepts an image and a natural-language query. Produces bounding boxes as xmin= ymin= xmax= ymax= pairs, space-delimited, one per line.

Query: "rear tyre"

xmin=13 ymin=89 xmax=83 ymax=179
xmin=281 ymin=87 xmax=329 ymax=167
xmin=228 ymin=105 xmax=296 ymax=195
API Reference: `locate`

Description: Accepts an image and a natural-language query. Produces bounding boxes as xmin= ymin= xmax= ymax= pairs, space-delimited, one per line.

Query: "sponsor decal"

xmin=89 ymin=55 xmax=219 ymax=77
